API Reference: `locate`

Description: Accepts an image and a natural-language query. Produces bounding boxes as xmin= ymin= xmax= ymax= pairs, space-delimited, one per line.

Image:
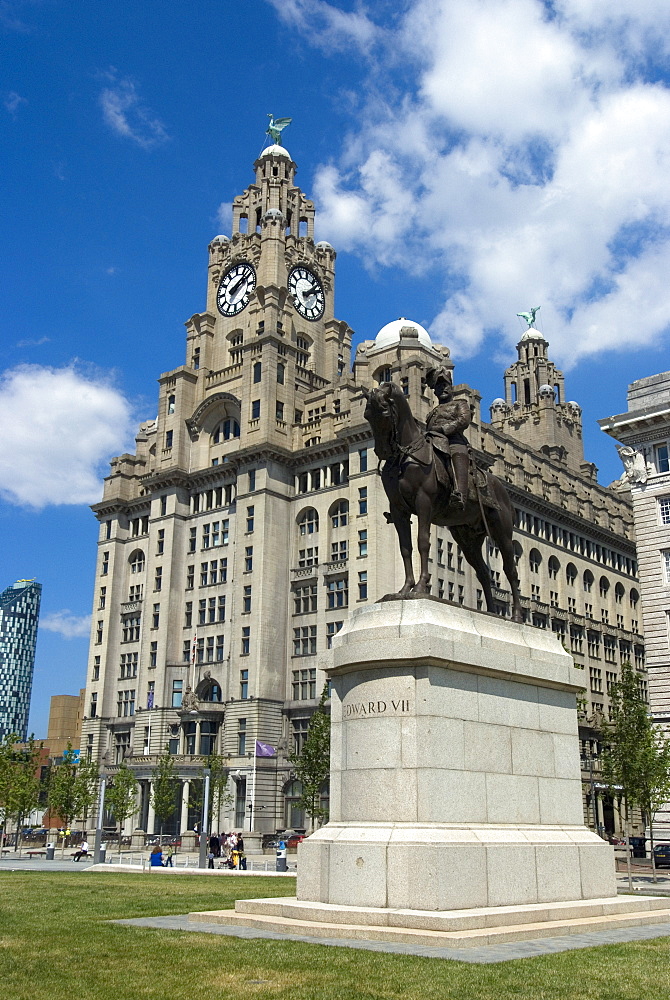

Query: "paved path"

xmin=113 ymin=913 xmax=670 ymax=964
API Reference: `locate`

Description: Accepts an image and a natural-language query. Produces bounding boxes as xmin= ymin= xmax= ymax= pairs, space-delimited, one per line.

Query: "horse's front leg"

xmin=391 ymin=508 xmax=415 ymax=597
xmin=410 ymin=488 xmax=432 ymax=595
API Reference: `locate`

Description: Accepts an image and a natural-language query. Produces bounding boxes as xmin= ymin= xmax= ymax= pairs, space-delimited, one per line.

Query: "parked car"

xmin=653 ymin=844 xmax=670 ymax=868
xmin=286 ymin=833 xmax=305 ymax=849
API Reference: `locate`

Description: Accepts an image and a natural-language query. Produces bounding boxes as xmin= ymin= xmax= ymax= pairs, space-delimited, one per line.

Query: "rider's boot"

xmin=451 ymin=451 xmax=469 ymax=509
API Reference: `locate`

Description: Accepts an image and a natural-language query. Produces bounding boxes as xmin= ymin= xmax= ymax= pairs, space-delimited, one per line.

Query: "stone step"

xmin=188 ymin=900 xmax=670 ymax=948
xmin=234 ymin=893 xmax=670 ymax=931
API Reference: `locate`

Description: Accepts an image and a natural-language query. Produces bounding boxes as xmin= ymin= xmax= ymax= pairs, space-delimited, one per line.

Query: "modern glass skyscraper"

xmin=0 ymin=579 xmax=41 ymax=741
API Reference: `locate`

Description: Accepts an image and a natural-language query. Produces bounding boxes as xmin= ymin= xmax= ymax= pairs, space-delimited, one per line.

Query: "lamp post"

xmin=93 ymin=751 xmax=112 ymax=864
xmin=198 ymin=767 xmax=211 ymax=869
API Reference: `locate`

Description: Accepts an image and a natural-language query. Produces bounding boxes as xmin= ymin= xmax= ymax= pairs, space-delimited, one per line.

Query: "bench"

xmin=26 ymin=849 xmax=46 ymax=858
xmin=71 ymin=850 xmax=90 ymax=861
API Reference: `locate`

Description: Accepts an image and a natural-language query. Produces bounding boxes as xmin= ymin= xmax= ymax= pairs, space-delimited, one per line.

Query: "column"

xmin=180 ymin=780 xmax=190 ymax=833
xmin=147 ymin=781 xmax=156 ymax=835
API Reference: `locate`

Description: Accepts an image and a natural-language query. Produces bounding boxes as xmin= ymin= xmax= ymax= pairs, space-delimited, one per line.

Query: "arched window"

xmin=548 ymin=556 xmax=560 ymax=579
xmin=615 ymin=583 xmax=625 ymax=604
xmin=253 ymin=361 xmax=262 ymax=384
xmin=298 ymin=508 xmax=319 ymax=535
xmin=583 ymin=570 xmax=594 ymax=593
xmin=375 ymin=366 xmax=392 ymax=384
xmin=630 ymin=588 xmax=639 ymax=609
xmin=129 ymin=550 xmax=145 ymax=574
xmin=197 ymin=676 xmax=222 ymax=703
xmin=330 ymin=499 xmax=349 ymax=528
xmin=599 ymin=576 xmax=610 ymax=599
xmin=167 ymin=394 xmax=175 ymax=414
xmin=212 ymin=418 xmax=240 ymax=443
xmin=529 ymin=548 xmax=542 ymax=574
xmin=512 ymin=541 xmax=523 ymax=566
xmin=566 ymin=562 xmax=577 ymax=586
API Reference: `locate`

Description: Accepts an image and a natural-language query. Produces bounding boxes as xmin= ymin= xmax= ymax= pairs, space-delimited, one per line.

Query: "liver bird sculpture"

xmin=266 ymin=114 xmax=292 ymax=145
xmin=516 ymin=306 xmax=541 ymax=328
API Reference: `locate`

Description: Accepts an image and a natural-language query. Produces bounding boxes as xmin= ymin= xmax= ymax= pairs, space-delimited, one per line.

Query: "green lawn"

xmin=0 ymin=872 xmax=668 ymax=1000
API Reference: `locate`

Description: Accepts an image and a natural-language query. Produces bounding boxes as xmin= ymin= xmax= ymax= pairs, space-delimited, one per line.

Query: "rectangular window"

xmin=358 ymin=530 xmax=368 ymax=557
xmin=101 ymin=552 xmax=109 ymax=575
xmin=157 ymin=528 xmax=165 ymax=554
xmin=358 ymin=448 xmax=368 ymax=473
xmin=292 ymin=718 xmax=310 ymax=755
xmin=218 ymin=595 xmax=226 ymax=621
xmin=656 ymin=443 xmax=669 ymax=473
xmin=241 ymin=626 xmax=250 ymax=656
xmin=240 ymin=669 xmax=248 ymax=700
xmin=243 ymin=585 xmax=252 ymax=613
xmin=160 ymin=495 xmax=167 ymax=516
xmin=182 ymin=640 xmax=190 ymax=663
xmin=326 ymin=621 xmax=343 ymax=648
xmin=327 ymin=577 xmax=348 ymax=608
xmin=92 ymin=656 xmax=100 ymax=681
xmin=216 ymin=634 xmax=224 ymax=661
xmin=246 ymin=506 xmax=254 ymax=532
xmin=358 ymin=487 xmax=367 ymax=515
xmin=276 ymin=401 xmax=284 ymax=421
xmin=249 ymin=469 xmax=256 ymax=491
xmin=294 ymin=584 xmax=317 ymax=614
xmin=206 ymin=636 xmax=214 ymax=662
xmin=171 ymin=679 xmax=183 ymax=709
xmin=293 ymin=625 xmax=317 ymax=656
xmin=96 ymin=620 xmax=103 ymax=644
xmin=251 ymin=399 xmax=260 ymax=419
xmin=98 ymin=587 xmax=106 ymax=609
xmin=238 ymin=718 xmax=247 ymax=756
xmin=292 ymin=667 xmax=317 ymax=700
xmin=104 ymin=521 xmax=112 ymax=540
xmin=277 ymin=363 xmax=285 ymax=385
xmin=208 ymin=596 xmax=217 ymax=623
xmin=89 ymin=692 xmax=97 ymax=717
xmin=331 ymin=540 xmax=347 ymax=562
xmin=663 ymin=550 xmax=670 ymax=584
xmin=298 ymin=546 xmax=318 ymax=567
xmin=198 ymin=598 xmax=206 ymax=625
xmin=186 ymin=564 xmax=194 ymax=589
xmin=659 ymin=497 xmax=670 ymax=524
xmin=244 ymin=546 xmax=253 ymax=572
xmin=152 ymin=603 xmax=160 ymax=628
xmin=117 ymin=689 xmax=136 ymax=717
xmin=165 ymin=430 xmax=173 ymax=449
xmin=154 ymin=567 xmax=162 ymax=591
xmin=149 ymin=641 xmax=158 ymax=668
xmin=358 ymin=571 xmax=368 ymax=600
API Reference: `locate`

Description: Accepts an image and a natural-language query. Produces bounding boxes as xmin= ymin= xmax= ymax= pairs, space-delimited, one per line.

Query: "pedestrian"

xmin=164 ymin=845 xmax=174 ymax=867
xmin=149 ymin=845 xmax=163 ymax=867
xmin=73 ymin=838 xmax=89 ymax=862
xmin=207 ymin=850 xmax=214 ymax=869
xmin=209 ymin=832 xmax=220 ymax=858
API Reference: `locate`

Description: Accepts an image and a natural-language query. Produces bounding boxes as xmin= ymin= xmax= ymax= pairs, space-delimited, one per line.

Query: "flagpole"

xmin=250 ymin=744 xmax=257 ymax=833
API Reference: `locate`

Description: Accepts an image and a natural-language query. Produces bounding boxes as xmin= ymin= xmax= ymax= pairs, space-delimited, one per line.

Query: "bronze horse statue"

xmin=362 ymin=381 xmax=522 ymax=622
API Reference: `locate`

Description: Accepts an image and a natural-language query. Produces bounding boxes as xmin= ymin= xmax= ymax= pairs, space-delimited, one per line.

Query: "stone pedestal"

xmin=190 ymin=602 xmax=670 ymax=948
xmin=297 ymin=600 xmax=615 ymax=910
xmin=180 ymin=831 xmax=198 ymax=852
xmin=130 ymin=829 xmax=146 ymax=849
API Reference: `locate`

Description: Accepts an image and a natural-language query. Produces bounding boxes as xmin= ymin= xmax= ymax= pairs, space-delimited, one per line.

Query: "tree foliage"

xmin=189 ymin=753 xmax=231 ymax=832
xmin=599 ymin=661 xmax=670 ymax=880
xmin=46 ymin=745 xmax=98 ymax=851
xmin=105 ymin=763 xmax=139 ymax=851
xmin=288 ymin=684 xmax=331 ymax=829
xmin=150 ymin=749 xmax=179 ymax=834
xmin=0 ymin=734 xmax=43 ymax=848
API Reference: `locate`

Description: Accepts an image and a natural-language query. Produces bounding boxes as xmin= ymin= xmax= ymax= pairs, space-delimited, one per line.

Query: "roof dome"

xmin=315 ymin=241 xmax=334 ymax=251
xmin=491 ymin=398 xmax=506 ymax=407
xmin=519 ymin=328 xmax=546 ymax=341
xmin=264 ymin=208 xmax=283 ymax=221
xmin=538 ymin=384 xmax=554 ymax=396
xmin=211 ymin=235 xmax=229 ymax=244
xmin=260 ymin=144 xmax=291 ymax=158
xmin=374 ymin=317 xmax=432 ymax=351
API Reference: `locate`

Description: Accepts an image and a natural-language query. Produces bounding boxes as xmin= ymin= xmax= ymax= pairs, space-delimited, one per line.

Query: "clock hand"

xmin=228 ymin=275 xmax=247 ymax=299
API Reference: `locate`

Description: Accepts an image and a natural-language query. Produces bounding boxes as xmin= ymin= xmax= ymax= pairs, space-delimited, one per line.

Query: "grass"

xmin=0 ymin=872 xmax=669 ymax=999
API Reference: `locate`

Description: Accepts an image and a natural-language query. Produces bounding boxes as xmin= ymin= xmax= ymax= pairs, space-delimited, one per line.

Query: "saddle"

xmin=430 ymin=444 xmax=500 ymax=512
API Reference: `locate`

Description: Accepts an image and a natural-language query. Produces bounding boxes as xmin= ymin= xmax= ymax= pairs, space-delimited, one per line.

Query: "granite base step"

xmin=188 ymin=895 xmax=670 ymax=948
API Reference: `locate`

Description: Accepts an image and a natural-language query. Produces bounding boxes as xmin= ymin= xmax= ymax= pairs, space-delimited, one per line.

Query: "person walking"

xmin=164 ymin=845 xmax=174 ymax=867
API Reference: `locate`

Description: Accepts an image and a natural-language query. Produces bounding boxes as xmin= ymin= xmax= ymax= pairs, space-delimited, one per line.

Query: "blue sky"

xmin=3 ymin=0 xmax=670 ymax=738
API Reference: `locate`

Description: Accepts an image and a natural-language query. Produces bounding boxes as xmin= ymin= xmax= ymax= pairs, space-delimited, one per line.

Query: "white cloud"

xmin=4 ymin=91 xmax=27 ymax=117
xmin=0 ymin=364 xmax=135 ymax=509
xmin=299 ymin=1 xmax=670 ymax=365
xmin=41 ymin=611 xmax=91 ymax=640
xmin=99 ymin=70 xmax=168 ymax=149
xmin=265 ymin=0 xmax=381 ymax=51
xmin=215 ymin=202 xmax=232 ymax=231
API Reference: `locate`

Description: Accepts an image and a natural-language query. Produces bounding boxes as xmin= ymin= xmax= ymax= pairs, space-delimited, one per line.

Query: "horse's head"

xmin=362 ymin=383 xmax=401 ymax=460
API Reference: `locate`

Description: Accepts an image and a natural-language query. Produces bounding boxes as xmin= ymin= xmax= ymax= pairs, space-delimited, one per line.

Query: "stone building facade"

xmin=600 ymin=372 xmax=670 ymax=840
xmin=81 ymin=145 xmax=644 ymax=840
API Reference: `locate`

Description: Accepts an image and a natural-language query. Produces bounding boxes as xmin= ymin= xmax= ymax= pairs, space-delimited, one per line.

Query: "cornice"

xmin=507 ymin=483 xmax=636 ymax=554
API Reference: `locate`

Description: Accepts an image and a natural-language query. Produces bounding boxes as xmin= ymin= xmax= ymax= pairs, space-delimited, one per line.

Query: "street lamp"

xmin=198 ymin=767 xmax=211 ymax=869
xmin=93 ymin=750 xmax=112 ymax=864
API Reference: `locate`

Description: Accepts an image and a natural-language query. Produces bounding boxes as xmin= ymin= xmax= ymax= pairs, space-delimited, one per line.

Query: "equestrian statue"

xmin=362 ymin=367 xmax=522 ymax=621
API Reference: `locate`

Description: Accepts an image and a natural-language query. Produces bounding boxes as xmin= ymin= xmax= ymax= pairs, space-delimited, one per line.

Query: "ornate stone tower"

xmin=490 ymin=328 xmax=592 ymax=476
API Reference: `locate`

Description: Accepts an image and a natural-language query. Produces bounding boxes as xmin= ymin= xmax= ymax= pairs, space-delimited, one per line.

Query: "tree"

xmin=189 ymin=753 xmax=231 ymax=834
xmin=105 ymin=763 xmax=140 ymax=853
xmin=0 ymin=733 xmax=19 ymax=848
xmin=288 ymin=684 xmax=331 ymax=831
xmin=599 ymin=662 xmax=670 ymax=883
xmin=7 ymin=738 xmax=42 ymax=852
xmin=46 ymin=745 xmax=99 ymax=855
xmin=150 ymin=750 xmax=179 ymax=839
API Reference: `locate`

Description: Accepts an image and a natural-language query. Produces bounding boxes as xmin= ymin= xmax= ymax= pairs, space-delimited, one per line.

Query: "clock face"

xmin=288 ymin=266 xmax=325 ymax=321
xmin=217 ymin=262 xmax=257 ymax=317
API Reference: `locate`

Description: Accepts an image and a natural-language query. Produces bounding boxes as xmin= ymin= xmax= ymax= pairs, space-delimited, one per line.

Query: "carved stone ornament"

xmin=617 ymin=445 xmax=648 ymax=485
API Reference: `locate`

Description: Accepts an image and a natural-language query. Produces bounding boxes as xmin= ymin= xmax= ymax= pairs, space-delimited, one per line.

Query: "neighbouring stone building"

xmin=80 ymin=144 xmax=645 ymax=842
xmin=600 ymin=373 xmax=670 ymax=840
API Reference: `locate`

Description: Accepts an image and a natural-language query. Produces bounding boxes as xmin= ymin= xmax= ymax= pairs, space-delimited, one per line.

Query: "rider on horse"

xmin=424 ymin=366 xmax=471 ymax=510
